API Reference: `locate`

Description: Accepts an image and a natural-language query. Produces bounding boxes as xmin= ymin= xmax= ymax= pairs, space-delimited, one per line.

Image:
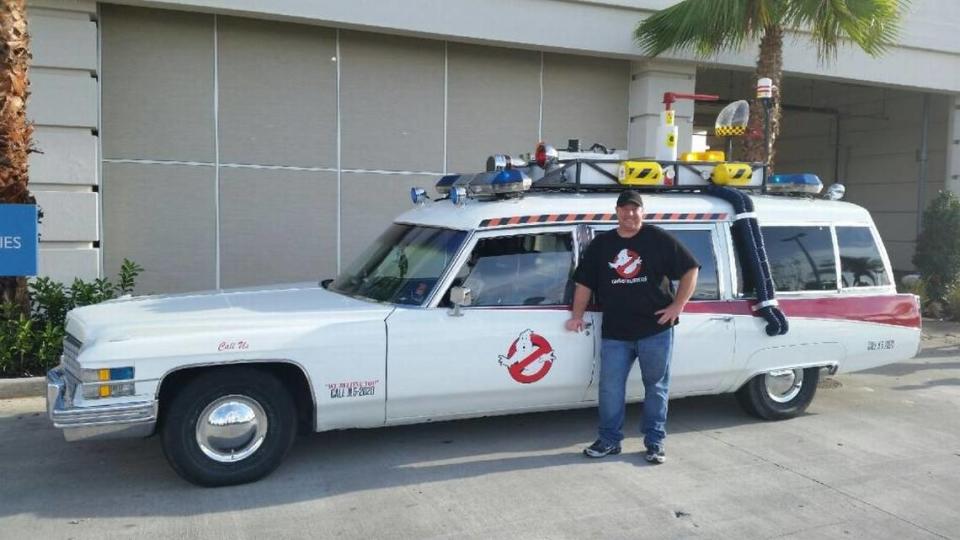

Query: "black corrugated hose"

xmin=705 ymin=184 xmax=788 ymax=336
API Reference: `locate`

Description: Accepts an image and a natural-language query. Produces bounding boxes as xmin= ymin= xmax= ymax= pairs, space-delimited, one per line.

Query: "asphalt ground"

xmin=1 ymin=322 xmax=959 ymax=539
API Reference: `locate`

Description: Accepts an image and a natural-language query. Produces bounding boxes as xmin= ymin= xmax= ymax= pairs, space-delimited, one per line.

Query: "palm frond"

xmin=785 ymin=0 xmax=907 ymax=60
xmin=634 ymin=0 xmax=783 ymax=57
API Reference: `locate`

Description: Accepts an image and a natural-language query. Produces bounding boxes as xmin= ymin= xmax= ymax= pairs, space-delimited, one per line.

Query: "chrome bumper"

xmin=47 ymin=367 xmax=158 ymax=442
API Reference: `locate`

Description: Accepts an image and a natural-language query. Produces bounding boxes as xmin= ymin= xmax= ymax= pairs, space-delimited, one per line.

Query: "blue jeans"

xmin=597 ymin=328 xmax=673 ymax=450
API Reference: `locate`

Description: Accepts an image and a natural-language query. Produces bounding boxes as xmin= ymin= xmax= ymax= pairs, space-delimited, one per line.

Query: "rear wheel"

xmin=161 ymin=367 xmax=297 ymax=487
xmin=736 ymin=367 xmax=820 ymax=420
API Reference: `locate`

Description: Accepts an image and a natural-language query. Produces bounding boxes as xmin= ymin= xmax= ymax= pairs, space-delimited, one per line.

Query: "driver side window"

xmin=452 ymin=232 xmax=574 ymax=307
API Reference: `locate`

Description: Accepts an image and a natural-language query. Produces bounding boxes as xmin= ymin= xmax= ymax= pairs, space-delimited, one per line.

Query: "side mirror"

xmin=320 ymin=278 xmax=334 ymax=289
xmin=448 ymin=286 xmax=472 ymax=316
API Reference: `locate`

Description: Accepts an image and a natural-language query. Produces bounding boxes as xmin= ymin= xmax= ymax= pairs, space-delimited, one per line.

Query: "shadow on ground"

xmin=0 ymin=394 xmax=760 ymax=520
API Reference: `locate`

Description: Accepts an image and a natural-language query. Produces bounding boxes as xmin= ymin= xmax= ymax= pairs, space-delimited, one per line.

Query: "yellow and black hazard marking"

xmin=478 ymin=212 xmax=728 ymax=228
xmin=711 ymin=163 xmax=754 ymax=186
xmin=715 ymin=125 xmax=747 ymax=137
xmin=619 ymin=161 xmax=664 ymax=186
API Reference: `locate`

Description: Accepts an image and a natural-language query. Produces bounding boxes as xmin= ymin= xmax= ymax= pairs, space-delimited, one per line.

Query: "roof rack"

xmin=527 ymin=156 xmax=769 ymax=194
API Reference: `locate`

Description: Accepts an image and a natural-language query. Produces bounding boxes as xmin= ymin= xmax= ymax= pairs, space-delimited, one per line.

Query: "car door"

xmin=386 ymin=226 xmax=598 ymax=421
xmin=583 ymin=223 xmax=737 ymax=399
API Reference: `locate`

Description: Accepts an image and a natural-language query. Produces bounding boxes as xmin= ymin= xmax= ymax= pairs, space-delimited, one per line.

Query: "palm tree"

xmin=0 ymin=0 xmax=33 ymax=313
xmin=634 ymin=0 xmax=904 ymax=168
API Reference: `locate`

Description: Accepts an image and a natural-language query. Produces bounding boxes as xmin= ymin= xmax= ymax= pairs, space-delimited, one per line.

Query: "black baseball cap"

xmin=616 ymin=190 xmax=644 ymax=208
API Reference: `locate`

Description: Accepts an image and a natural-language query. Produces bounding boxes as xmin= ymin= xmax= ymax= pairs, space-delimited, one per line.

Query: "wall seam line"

xmin=213 ymin=14 xmax=221 ymax=289
xmin=336 ymin=28 xmax=342 ymax=274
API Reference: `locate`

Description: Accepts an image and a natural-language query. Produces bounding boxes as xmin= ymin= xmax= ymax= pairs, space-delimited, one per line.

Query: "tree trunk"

xmin=0 ymin=0 xmax=33 ymax=314
xmin=741 ymin=24 xmax=783 ymax=172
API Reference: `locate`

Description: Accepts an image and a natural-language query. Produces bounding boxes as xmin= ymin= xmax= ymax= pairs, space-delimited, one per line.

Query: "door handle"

xmin=709 ymin=316 xmax=733 ymax=322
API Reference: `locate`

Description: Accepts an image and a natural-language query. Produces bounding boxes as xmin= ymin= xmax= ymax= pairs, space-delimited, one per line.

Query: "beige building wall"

xmin=34 ymin=1 xmax=956 ymax=290
xmin=27 ymin=0 xmax=99 ymax=283
xmin=97 ymin=5 xmax=629 ymax=293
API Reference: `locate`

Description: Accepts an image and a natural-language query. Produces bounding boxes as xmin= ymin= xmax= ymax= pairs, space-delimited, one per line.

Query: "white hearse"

xmin=47 ymin=147 xmax=921 ymax=486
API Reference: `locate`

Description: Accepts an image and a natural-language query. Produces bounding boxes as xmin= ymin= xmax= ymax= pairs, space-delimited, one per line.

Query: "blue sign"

xmin=0 ymin=204 xmax=38 ymax=276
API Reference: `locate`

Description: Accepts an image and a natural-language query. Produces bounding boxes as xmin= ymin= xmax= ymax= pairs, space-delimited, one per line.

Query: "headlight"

xmin=80 ymin=367 xmax=136 ymax=399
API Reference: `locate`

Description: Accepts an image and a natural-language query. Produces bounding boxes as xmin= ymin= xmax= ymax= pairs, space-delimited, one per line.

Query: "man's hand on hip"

xmin=655 ymin=302 xmax=684 ymax=325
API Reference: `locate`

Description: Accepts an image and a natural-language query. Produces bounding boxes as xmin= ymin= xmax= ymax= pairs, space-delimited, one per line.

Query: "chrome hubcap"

xmin=196 ymin=395 xmax=268 ymax=463
xmin=764 ymin=369 xmax=804 ymax=403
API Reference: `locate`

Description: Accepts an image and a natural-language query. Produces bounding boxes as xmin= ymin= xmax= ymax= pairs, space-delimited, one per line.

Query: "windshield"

xmin=330 ymin=224 xmax=468 ymax=305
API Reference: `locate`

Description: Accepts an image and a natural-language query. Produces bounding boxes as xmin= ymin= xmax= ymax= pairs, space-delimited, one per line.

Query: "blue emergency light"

xmin=767 ymin=173 xmax=823 ymax=195
xmin=410 ymin=187 xmax=428 ymax=205
xmin=435 ymin=174 xmax=460 ymax=192
xmin=435 ymin=170 xmax=531 ymax=201
xmin=450 ymin=186 xmax=467 ymax=206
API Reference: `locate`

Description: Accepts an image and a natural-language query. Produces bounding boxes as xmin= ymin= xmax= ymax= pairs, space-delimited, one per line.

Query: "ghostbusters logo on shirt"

xmin=609 ymin=248 xmax=643 ymax=279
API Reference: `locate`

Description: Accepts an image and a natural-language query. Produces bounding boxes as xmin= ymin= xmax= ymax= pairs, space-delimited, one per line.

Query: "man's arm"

xmin=565 ymin=283 xmax=592 ymax=332
xmin=655 ymin=267 xmax=699 ymax=325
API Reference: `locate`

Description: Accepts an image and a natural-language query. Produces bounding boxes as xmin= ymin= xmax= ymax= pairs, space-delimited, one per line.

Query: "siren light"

xmin=450 ymin=186 xmax=467 ymax=206
xmin=410 ymin=187 xmax=428 ymax=205
xmin=767 ymin=173 xmax=823 ymax=195
xmin=824 ymin=183 xmax=846 ymax=201
xmin=534 ymin=142 xmax=558 ymax=168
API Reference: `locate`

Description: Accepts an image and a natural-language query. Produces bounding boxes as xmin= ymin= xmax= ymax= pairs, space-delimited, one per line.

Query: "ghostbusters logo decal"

xmin=609 ymin=248 xmax=643 ymax=279
xmin=498 ymin=329 xmax=556 ymax=384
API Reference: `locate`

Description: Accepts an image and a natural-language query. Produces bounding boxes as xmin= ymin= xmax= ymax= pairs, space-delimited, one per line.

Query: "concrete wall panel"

xmin=217 ymin=17 xmax=338 ymax=168
xmin=100 ymin=5 xmax=214 ymax=162
xmin=339 ymin=31 xmax=444 ymax=172
xmin=29 ymin=8 xmax=96 ymax=71
xmin=446 ymin=43 xmax=540 ymax=171
xmin=219 ymin=167 xmax=338 ymax=288
xmin=30 ymin=127 xmax=97 ymax=185
xmin=542 ymin=53 xmax=628 ymax=151
xmin=29 ymin=69 xmax=96 ymax=128
xmin=102 ymin=162 xmax=217 ymax=294
xmin=33 ymin=191 xmax=98 ymax=242
xmin=39 ymin=248 xmax=99 ymax=283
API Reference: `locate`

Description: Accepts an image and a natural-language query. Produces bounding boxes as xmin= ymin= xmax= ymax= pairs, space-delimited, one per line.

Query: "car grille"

xmin=62 ymin=333 xmax=82 ymax=379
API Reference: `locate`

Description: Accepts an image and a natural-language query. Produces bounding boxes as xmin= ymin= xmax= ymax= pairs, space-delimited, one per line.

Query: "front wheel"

xmin=161 ymin=367 xmax=297 ymax=487
xmin=736 ymin=367 xmax=820 ymax=420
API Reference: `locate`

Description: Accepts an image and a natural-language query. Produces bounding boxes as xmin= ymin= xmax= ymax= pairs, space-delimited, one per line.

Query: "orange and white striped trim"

xmin=478 ymin=212 xmax=728 ymax=228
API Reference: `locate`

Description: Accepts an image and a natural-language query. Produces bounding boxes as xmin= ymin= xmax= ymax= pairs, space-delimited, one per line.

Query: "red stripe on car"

xmin=682 ymin=295 xmax=920 ymax=328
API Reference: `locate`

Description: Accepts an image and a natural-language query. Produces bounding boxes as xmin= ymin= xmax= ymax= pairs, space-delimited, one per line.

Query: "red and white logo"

xmin=498 ymin=329 xmax=556 ymax=384
xmin=609 ymin=248 xmax=643 ymax=279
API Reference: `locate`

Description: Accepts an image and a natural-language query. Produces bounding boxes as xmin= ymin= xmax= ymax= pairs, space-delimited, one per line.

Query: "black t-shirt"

xmin=573 ymin=226 xmax=699 ymax=341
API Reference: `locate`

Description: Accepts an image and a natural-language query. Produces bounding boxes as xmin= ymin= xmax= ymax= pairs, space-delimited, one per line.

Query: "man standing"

xmin=566 ymin=190 xmax=699 ymax=464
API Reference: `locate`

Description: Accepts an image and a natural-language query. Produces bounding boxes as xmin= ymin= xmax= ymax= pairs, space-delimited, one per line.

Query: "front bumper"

xmin=47 ymin=367 xmax=158 ymax=442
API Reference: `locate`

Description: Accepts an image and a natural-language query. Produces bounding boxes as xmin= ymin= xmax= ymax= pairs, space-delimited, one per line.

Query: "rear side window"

xmin=738 ymin=225 xmax=837 ymax=294
xmin=837 ymin=226 xmax=890 ymax=287
xmin=763 ymin=226 xmax=837 ymax=292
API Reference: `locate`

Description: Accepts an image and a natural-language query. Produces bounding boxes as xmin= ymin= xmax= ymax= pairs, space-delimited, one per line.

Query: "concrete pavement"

xmin=1 ymin=323 xmax=959 ymax=539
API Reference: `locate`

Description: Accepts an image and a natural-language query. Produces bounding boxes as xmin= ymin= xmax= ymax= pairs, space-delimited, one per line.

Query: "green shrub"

xmin=944 ymin=282 xmax=960 ymax=321
xmin=0 ymin=259 xmax=143 ymax=378
xmin=913 ymin=191 xmax=960 ymax=302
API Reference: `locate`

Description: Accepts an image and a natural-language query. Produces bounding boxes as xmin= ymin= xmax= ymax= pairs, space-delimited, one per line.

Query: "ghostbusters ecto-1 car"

xmin=47 ymin=131 xmax=921 ymax=487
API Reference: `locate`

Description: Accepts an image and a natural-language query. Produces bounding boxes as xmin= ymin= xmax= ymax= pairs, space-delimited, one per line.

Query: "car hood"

xmin=65 ymin=282 xmax=395 ymax=344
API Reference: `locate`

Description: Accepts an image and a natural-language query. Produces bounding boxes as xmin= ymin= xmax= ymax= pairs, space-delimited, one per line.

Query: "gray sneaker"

xmin=583 ymin=439 xmax=621 ymax=458
xmin=644 ymin=446 xmax=666 ymax=464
